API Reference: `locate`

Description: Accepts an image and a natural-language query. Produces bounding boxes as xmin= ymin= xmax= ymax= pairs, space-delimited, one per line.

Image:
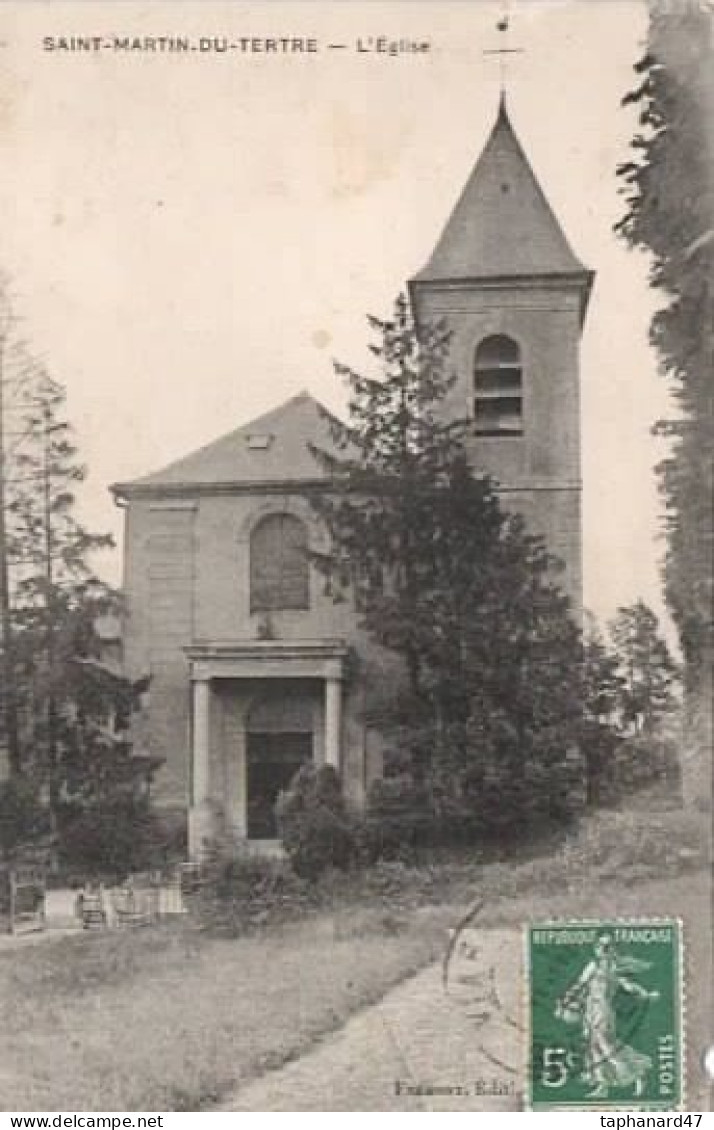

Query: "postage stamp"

xmin=526 ymin=919 xmax=684 ymax=1111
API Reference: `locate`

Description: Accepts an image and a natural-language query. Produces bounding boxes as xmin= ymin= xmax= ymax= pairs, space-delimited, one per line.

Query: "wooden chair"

xmin=76 ymin=884 xmax=108 ymax=930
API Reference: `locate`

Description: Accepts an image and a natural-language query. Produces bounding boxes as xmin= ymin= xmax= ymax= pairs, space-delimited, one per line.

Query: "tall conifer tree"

xmin=312 ymin=296 xmax=589 ymax=830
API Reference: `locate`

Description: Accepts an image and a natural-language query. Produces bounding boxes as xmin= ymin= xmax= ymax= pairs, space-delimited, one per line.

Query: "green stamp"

xmin=527 ymin=920 xmax=683 ymax=1110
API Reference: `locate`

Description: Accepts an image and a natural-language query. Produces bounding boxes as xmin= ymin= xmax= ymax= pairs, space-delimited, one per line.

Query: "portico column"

xmin=188 ymin=676 xmax=211 ymax=858
xmin=324 ymin=675 xmax=342 ymax=771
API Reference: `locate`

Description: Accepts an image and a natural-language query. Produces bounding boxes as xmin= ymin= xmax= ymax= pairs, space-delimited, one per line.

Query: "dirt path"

xmin=221 ymin=928 xmax=523 ymax=1112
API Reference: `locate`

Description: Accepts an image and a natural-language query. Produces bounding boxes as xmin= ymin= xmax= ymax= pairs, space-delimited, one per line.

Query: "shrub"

xmin=57 ymin=801 xmax=180 ymax=881
xmin=365 ymin=733 xmax=586 ymax=859
xmin=194 ymin=851 xmax=318 ymax=933
xmin=362 ymin=775 xmax=436 ymax=861
xmin=276 ymin=764 xmax=357 ymax=880
xmin=0 ymin=778 xmax=48 ymax=864
xmin=611 ymin=732 xmax=681 ymax=797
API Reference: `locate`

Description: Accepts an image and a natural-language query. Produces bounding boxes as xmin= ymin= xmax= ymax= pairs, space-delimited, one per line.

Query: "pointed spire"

xmin=412 ymin=101 xmax=591 ymax=289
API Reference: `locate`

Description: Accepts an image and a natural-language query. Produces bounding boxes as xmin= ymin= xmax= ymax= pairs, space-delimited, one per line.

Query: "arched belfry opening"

xmin=473 ymin=334 xmax=523 ymax=436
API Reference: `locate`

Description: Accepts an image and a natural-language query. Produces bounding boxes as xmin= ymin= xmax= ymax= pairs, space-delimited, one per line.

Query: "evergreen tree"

xmin=609 ymin=600 xmax=680 ymax=734
xmin=312 ymin=296 xmax=590 ymax=834
xmin=615 ymin=3 xmax=713 ymax=710
xmin=0 ymin=297 xmax=154 ymax=862
xmin=580 ymin=620 xmax=625 ymax=802
xmin=5 ymin=371 xmax=114 ymax=808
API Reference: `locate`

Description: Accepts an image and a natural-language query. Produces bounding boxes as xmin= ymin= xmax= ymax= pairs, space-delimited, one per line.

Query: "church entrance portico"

xmin=185 ymin=641 xmax=349 ymax=856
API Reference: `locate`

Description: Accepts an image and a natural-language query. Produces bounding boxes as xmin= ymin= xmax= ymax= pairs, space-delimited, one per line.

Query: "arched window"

xmin=250 ymin=513 xmax=309 ymax=612
xmin=473 ymin=334 xmax=523 ymax=436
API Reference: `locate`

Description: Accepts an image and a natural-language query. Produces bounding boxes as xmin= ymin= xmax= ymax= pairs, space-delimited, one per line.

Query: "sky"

xmin=0 ymin=0 xmax=675 ymax=633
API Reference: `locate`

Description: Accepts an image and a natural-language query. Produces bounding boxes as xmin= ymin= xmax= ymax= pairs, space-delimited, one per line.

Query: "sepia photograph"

xmin=0 ymin=0 xmax=711 ymax=1115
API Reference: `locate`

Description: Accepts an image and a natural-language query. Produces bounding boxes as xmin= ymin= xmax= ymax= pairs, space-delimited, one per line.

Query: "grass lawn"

xmin=0 ymin=904 xmax=453 ymax=1111
xmin=0 ymin=802 xmax=709 ymax=1112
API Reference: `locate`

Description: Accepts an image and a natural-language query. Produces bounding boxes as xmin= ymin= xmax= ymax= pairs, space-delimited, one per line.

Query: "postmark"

xmin=442 ymin=904 xmax=524 ymax=1096
xmin=526 ymin=919 xmax=684 ymax=1110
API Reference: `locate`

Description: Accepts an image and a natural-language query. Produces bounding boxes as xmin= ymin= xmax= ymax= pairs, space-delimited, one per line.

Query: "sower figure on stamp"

xmin=556 ymin=934 xmax=659 ymax=1099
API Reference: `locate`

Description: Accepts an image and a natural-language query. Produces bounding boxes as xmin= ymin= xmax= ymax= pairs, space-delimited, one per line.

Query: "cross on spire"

xmin=483 ymin=10 xmax=524 ymax=98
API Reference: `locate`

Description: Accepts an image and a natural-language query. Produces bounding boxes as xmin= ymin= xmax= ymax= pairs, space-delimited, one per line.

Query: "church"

xmin=112 ymin=98 xmax=594 ymax=856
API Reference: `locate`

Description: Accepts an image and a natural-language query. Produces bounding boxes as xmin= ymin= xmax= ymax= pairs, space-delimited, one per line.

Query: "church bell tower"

xmin=409 ymin=97 xmax=594 ymax=612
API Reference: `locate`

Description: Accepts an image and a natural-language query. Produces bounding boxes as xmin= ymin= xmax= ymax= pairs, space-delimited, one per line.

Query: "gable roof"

xmin=413 ymin=97 xmax=589 ymax=284
xmin=112 ymin=391 xmax=341 ymax=499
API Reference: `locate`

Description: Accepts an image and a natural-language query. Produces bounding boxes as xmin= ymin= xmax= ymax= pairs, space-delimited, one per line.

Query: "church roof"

xmin=112 ymin=391 xmax=340 ymax=498
xmin=413 ymin=97 xmax=589 ymax=284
